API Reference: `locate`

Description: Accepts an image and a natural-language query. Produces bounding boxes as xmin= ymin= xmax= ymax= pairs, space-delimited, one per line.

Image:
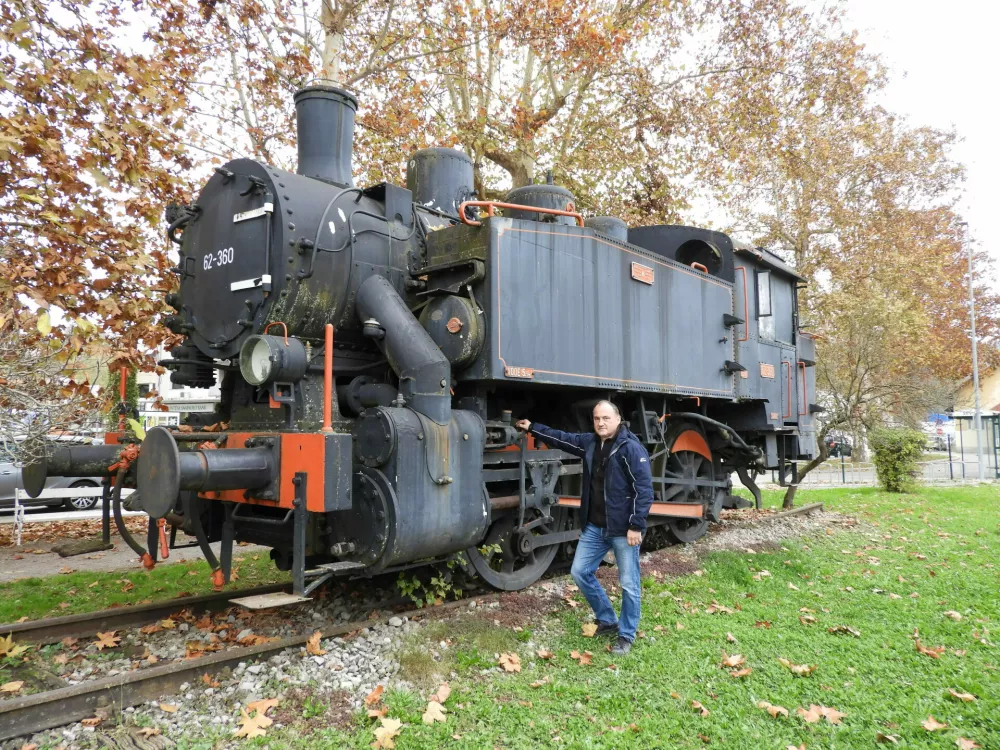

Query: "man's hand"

xmin=627 ymin=530 xmax=642 ymax=547
xmin=514 ymin=419 xmax=531 ymax=432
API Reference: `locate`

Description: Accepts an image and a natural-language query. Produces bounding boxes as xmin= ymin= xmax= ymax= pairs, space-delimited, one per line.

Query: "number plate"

xmin=631 ymin=262 xmax=654 ymax=285
xmin=504 ymin=366 xmax=534 ymax=380
xmin=760 ymin=363 xmax=775 ymax=378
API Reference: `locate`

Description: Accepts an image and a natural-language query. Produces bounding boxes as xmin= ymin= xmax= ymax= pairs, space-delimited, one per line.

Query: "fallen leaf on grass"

xmin=690 ymin=700 xmax=710 ymax=717
xmin=788 ymin=583 xmax=800 ymax=591
xmin=915 ymin=639 xmax=945 ymax=659
xmin=729 ymin=667 xmax=752 ymax=678
xmin=818 ymin=705 xmax=847 ymax=724
xmin=943 ymin=611 xmax=962 ymax=621
xmin=799 ymin=615 xmax=818 ymax=625
xmin=159 ymin=703 xmax=178 ymax=713
xmin=136 ymin=727 xmax=161 ymax=738
xmin=234 ymin=706 xmax=272 ymax=739
xmin=827 ymin=625 xmax=860 ymax=637
xmin=948 ymin=689 xmax=976 ymax=702
xmin=430 ymin=683 xmax=451 ymax=703
xmin=498 ymin=653 xmax=521 ymax=672
xmin=581 ymin=623 xmax=598 ymax=637
xmin=676 ymin=622 xmax=685 ymax=631
xmin=372 ymin=716 xmax=403 ymax=748
xmin=726 ymin=632 xmax=737 ymax=643
xmin=778 ymin=658 xmax=816 ymax=676
xmin=653 ymin=625 xmax=664 ymax=632
xmin=365 ymin=685 xmax=385 ymax=706
xmin=306 ymin=631 xmax=326 ymax=656
xmin=94 ymin=632 xmax=120 ymax=651
xmin=720 ymin=653 xmax=745 ymax=668
xmin=956 ymin=740 xmax=981 ymax=750
xmin=367 ymin=706 xmax=388 ymax=719
xmin=570 ymin=650 xmax=593 ymax=666
xmin=922 ymin=716 xmax=948 ymax=731
xmin=757 ymin=701 xmax=788 ymax=718
xmin=754 ymin=620 xmax=772 ymax=629
xmin=796 ymin=706 xmax=822 ymax=723
xmin=875 ymin=732 xmax=900 ymax=744
xmin=1 ymin=681 xmax=24 ymax=693
xmin=530 ymin=678 xmax=549 ymax=688
xmin=422 ymin=701 xmax=447 ymax=725
xmin=0 ymin=634 xmax=29 ymax=658
xmin=537 ymin=649 xmax=554 ymax=660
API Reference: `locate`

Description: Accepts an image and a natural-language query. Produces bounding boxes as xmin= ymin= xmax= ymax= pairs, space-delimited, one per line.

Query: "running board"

xmin=557 ymin=497 xmax=704 ymax=518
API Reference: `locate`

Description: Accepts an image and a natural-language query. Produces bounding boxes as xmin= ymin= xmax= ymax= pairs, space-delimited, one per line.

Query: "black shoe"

xmin=595 ymin=621 xmax=619 ymax=637
xmin=610 ymin=636 xmax=632 ymax=655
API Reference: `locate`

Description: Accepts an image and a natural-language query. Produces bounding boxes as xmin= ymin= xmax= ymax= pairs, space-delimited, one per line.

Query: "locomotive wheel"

xmin=663 ymin=449 xmax=711 ymax=543
xmin=466 ymin=509 xmax=566 ymax=591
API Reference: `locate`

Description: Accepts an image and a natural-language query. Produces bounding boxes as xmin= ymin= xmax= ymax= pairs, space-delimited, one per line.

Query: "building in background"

xmin=136 ymin=350 xmax=220 ymax=430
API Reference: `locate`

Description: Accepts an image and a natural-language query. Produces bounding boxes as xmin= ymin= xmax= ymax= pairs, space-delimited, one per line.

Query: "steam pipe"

xmin=355 ymin=274 xmax=452 ymax=424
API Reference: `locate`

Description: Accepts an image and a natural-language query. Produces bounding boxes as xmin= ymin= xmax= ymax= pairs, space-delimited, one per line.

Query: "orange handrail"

xmin=798 ymin=361 xmax=808 ymax=416
xmin=458 ymin=200 xmax=585 ymax=228
xmin=322 ymin=324 xmax=334 ymax=433
xmin=690 ymin=262 xmax=708 ymax=274
xmin=781 ymin=361 xmax=792 ymax=419
xmin=733 ymin=266 xmax=749 ymax=342
xmin=263 ymin=321 xmax=289 ymax=346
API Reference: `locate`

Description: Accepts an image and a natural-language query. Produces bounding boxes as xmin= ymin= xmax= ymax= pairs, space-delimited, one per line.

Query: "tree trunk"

xmin=782 ymin=430 xmax=832 ymax=508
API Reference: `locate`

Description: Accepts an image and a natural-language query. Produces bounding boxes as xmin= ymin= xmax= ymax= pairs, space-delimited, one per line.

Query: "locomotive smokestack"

xmin=294 ymin=85 xmax=358 ymax=186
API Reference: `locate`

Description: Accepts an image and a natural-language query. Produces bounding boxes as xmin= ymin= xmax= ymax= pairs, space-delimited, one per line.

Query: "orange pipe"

xmin=458 ymin=200 xmax=585 ymax=228
xmin=322 ymin=323 xmax=333 ymax=432
xmin=117 ymin=365 xmax=127 ymax=431
xmin=781 ymin=361 xmax=792 ymax=418
xmin=733 ymin=266 xmax=749 ymax=342
xmin=690 ymin=262 xmax=708 ymax=274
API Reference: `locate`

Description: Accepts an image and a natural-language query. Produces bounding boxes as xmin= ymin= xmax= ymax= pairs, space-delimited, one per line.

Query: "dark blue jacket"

xmin=529 ymin=423 xmax=654 ymax=536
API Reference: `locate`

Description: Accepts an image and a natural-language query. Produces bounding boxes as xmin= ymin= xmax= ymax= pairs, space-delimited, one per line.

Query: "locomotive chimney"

xmin=294 ymin=85 xmax=358 ymax=186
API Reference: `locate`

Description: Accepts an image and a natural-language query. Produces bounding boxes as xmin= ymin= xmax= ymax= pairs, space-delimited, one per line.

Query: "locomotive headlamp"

xmin=239 ymin=334 xmax=308 ymax=385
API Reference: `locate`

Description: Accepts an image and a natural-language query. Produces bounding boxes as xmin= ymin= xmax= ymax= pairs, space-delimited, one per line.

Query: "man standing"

xmin=515 ymin=401 xmax=653 ymax=655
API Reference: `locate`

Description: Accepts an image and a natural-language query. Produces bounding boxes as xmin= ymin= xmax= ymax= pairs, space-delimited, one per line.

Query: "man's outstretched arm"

xmin=514 ymin=419 xmax=591 ymax=458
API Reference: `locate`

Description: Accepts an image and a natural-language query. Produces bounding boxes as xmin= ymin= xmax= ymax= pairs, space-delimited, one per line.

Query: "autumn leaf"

xmin=796 ymin=705 xmax=822 ymax=723
xmin=726 ymin=632 xmax=737 ymax=643
xmin=720 ymin=652 xmax=745 ymax=668
xmin=943 ymin=610 xmax=962 ymax=621
xmin=430 ymin=683 xmax=451 ymax=703
xmin=818 ymin=705 xmax=847 ymax=724
xmin=948 ymin=689 xmax=976 ymax=702
xmin=422 ymin=701 xmax=447 ymax=725
xmin=757 ymin=701 xmax=788 ymax=718
xmin=80 ymin=717 xmax=102 ymax=728
xmin=875 ymin=732 xmax=900 ymax=744
xmin=367 ymin=706 xmax=388 ymax=719
xmin=247 ymin=698 xmax=280 ymax=716
xmin=537 ymin=649 xmax=554 ymax=660
xmin=159 ymin=703 xmax=178 ymax=713
xmin=530 ymin=678 xmax=549 ymax=688
xmin=827 ymin=625 xmax=861 ymax=637
xmin=581 ymin=623 xmax=598 ymax=637
xmin=136 ymin=727 xmax=161 ymax=738
xmin=915 ymin=639 xmax=945 ymax=659
xmin=94 ymin=631 xmax=120 ymax=650
xmin=498 ymin=653 xmax=521 ymax=672
xmin=799 ymin=614 xmax=818 ymax=625
xmin=234 ymin=706 xmax=272 ymax=739
xmin=569 ymin=650 xmax=594 ymax=666
xmin=159 ymin=619 xmax=177 ymax=630
xmin=201 ymin=673 xmax=221 ymax=689
xmin=729 ymin=667 xmax=752 ymax=678
xmin=956 ymin=740 xmax=981 ymax=750
xmin=922 ymin=715 xmax=948 ymax=731
xmin=0 ymin=634 xmax=29 ymax=658
xmin=306 ymin=631 xmax=326 ymax=656
xmin=1 ymin=681 xmax=24 ymax=693
xmin=777 ymin=658 xmax=816 ymax=676
xmin=36 ymin=310 xmax=51 ymax=336
xmin=690 ymin=700 xmax=710 ymax=717
xmin=372 ymin=717 xmax=403 ymax=748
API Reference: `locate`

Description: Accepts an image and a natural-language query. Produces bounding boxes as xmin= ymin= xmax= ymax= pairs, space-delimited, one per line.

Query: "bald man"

xmin=516 ymin=400 xmax=653 ymax=654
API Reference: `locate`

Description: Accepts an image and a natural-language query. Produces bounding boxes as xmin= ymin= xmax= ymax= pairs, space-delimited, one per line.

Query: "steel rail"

xmin=0 ymin=595 xmax=482 ymax=742
xmin=0 ymin=584 xmax=288 ymax=645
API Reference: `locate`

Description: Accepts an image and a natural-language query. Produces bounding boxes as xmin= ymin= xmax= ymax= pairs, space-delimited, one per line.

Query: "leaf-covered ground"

xmin=0 ymin=552 xmax=283 ymax=623
xmin=242 ymin=485 xmax=998 ymax=749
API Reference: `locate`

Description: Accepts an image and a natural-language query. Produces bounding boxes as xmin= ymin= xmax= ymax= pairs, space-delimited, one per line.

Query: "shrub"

xmin=869 ymin=428 xmax=926 ymax=492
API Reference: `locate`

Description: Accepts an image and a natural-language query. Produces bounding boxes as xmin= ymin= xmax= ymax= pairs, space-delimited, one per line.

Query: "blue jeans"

xmin=570 ymin=523 xmax=641 ymax=642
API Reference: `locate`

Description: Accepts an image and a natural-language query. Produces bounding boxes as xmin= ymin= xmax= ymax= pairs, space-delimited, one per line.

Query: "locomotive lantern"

xmin=26 ymin=84 xmax=818 ymax=597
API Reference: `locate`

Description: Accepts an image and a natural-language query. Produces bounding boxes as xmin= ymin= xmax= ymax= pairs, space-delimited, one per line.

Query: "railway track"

xmin=0 ymin=502 xmax=824 ymax=742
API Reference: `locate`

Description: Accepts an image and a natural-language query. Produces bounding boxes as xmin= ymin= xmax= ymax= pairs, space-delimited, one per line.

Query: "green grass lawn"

xmin=243 ymin=485 xmax=998 ymax=749
xmin=0 ymin=552 xmax=285 ymax=624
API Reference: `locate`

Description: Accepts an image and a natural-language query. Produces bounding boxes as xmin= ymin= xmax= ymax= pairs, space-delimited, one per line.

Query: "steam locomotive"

xmin=24 ymin=85 xmax=818 ymax=596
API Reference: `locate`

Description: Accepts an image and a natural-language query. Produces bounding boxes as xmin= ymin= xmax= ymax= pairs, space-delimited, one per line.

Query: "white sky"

xmin=840 ymin=0 xmax=1000 ymax=284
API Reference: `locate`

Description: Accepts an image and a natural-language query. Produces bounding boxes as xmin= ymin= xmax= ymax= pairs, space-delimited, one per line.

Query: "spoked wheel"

xmin=466 ymin=509 xmax=567 ymax=591
xmin=651 ymin=426 xmax=714 ymax=544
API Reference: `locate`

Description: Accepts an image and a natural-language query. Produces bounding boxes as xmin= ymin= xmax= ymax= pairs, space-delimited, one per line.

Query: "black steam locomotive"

xmin=25 ymin=85 xmax=818 ymax=596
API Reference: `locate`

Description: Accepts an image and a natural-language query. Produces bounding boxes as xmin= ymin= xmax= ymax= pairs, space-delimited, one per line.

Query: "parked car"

xmin=0 ymin=437 xmax=104 ymax=511
xmin=825 ymin=435 xmax=853 ymax=458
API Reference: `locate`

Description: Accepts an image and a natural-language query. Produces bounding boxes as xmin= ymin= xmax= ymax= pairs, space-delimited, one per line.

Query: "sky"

xmin=840 ymin=0 xmax=999 ymax=285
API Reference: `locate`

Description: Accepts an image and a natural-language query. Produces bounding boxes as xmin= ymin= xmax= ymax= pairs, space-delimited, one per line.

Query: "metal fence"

xmin=780 ymin=454 xmax=998 ymax=487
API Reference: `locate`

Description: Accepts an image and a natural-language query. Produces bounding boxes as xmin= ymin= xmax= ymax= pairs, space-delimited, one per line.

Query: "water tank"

xmin=585 ymin=216 xmax=628 ymax=242
xmin=503 ymin=182 xmax=577 ymax=226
